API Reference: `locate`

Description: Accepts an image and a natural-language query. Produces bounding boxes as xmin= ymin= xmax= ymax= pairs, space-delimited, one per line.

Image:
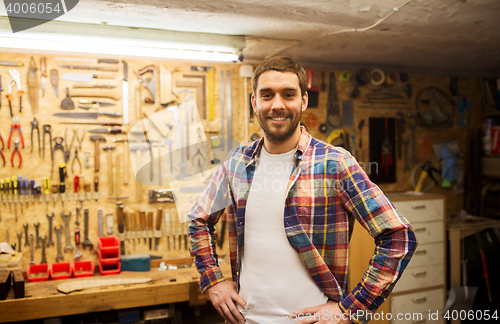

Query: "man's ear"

xmin=302 ymin=91 xmax=308 ymax=112
xmin=251 ymin=93 xmax=257 ymax=113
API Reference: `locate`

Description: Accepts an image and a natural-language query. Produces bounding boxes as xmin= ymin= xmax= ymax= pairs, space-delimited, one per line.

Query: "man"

xmin=189 ymin=56 xmax=417 ymax=324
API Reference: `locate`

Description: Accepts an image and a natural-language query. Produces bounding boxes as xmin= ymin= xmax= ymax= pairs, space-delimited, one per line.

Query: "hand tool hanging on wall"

xmin=8 ymin=116 xmax=24 ymax=149
xmin=42 ymin=125 xmax=53 ymax=160
xmin=122 ymin=61 xmax=129 ymax=125
xmin=61 ymin=211 xmax=73 ymax=253
xmin=61 ymin=73 xmax=115 ymax=82
xmin=154 ymin=208 xmax=163 ymax=251
xmin=82 ymin=209 xmax=93 ymax=250
xmin=147 ymin=211 xmax=154 ymax=250
xmin=55 ymin=57 xmax=119 ymax=64
xmin=71 ymin=92 xmax=120 ymax=101
xmin=24 ymin=177 xmax=29 ymax=209
xmin=58 ymin=65 xmax=119 ymax=72
xmin=77 ymin=100 xmax=116 ymax=107
xmin=43 ymin=179 xmax=50 ymax=210
xmin=55 ymin=225 xmax=64 ymax=262
xmin=60 ymin=88 xmax=75 ymax=110
xmin=73 ymin=84 xmax=116 ymax=89
xmin=18 ymin=176 xmax=24 ymax=213
xmin=116 ymin=203 xmax=125 ymax=254
xmin=52 ymin=137 xmax=66 ymax=179
xmin=140 ymin=211 xmax=147 ymax=244
xmin=12 ymin=176 xmax=18 ymax=221
xmin=40 ymin=57 xmax=46 ymax=97
xmin=160 ymin=65 xmax=177 ymax=107
xmin=326 ymin=72 xmax=341 ymax=130
xmin=27 ymin=57 xmax=38 ymax=114
xmin=50 ymin=69 xmax=59 ymax=97
xmin=6 ymin=178 xmax=12 ymax=212
xmin=89 ymin=128 xmax=126 ymax=135
xmin=59 ymin=163 xmax=67 ymax=207
xmin=53 ymin=112 xmax=122 ymax=119
xmin=8 ymin=69 xmax=23 ymax=113
xmin=0 ymin=146 xmax=5 ymax=167
xmin=0 ymin=61 xmax=23 ymax=67
xmin=30 ymin=118 xmax=40 ymax=157
xmin=11 ymin=139 xmax=22 ymax=168
xmin=136 ymin=65 xmax=156 ymax=103
xmin=102 ymin=146 xmax=116 ymax=196
xmin=72 ymin=149 xmax=82 ymax=175
xmin=90 ymin=136 xmax=106 ymax=172
xmin=0 ymin=179 xmax=5 ymax=208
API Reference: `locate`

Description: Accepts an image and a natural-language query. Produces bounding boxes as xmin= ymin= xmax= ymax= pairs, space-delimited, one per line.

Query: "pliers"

xmin=7 ymin=69 xmax=23 ymax=115
xmin=71 ymin=148 xmax=82 ymax=174
xmin=0 ymin=134 xmax=4 ymax=167
xmin=31 ymin=118 xmax=40 ymax=156
xmin=11 ymin=138 xmax=22 ymax=168
xmin=8 ymin=116 xmax=24 ymax=149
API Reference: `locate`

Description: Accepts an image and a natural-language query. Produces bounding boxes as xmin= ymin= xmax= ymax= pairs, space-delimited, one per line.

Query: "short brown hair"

xmin=251 ymin=56 xmax=307 ymax=97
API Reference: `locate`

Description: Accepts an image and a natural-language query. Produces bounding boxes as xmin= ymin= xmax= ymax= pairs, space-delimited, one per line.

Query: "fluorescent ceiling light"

xmin=0 ymin=30 xmax=240 ymax=62
xmin=0 ymin=17 xmax=244 ymax=62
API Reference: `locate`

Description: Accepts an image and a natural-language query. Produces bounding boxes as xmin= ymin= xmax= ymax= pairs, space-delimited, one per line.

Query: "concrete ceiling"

xmin=4 ymin=0 xmax=500 ymax=75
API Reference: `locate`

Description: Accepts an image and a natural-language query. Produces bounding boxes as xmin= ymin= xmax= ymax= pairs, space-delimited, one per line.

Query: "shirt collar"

xmin=247 ymin=126 xmax=311 ymax=166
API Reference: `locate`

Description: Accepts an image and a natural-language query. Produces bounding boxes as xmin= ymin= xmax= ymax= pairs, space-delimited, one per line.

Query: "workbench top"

xmin=0 ymin=263 xmax=231 ymax=323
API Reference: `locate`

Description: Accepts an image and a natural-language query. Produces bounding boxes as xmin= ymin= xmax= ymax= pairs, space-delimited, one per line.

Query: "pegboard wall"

xmin=0 ymin=51 xmax=483 ymax=272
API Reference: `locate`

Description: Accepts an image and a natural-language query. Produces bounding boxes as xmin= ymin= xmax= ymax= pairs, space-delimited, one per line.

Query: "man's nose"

xmin=271 ymin=94 xmax=286 ymax=109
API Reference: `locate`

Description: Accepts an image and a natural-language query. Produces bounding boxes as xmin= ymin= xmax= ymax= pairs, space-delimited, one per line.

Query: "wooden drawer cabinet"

xmin=391 ymin=288 xmax=446 ymax=324
xmin=349 ymin=193 xmax=446 ymax=324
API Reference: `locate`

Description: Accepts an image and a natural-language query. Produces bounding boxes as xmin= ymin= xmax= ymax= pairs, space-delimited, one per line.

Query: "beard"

xmin=256 ymin=108 xmax=302 ymax=144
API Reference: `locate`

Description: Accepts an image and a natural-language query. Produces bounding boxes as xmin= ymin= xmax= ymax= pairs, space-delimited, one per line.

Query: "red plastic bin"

xmin=97 ymin=236 xmax=120 ymax=253
xmin=27 ymin=264 xmax=49 ymax=282
xmin=72 ymin=261 xmax=95 ymax=278
xmin=50 ymin=262 xmax=72 ymax=280
xmin=98 ymin=261 xmax=121 ymax=275
xmin=97 ymin=248 xmax=120 ymax=265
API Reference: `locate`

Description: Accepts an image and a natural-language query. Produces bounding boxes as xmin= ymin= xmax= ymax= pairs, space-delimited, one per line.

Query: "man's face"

xmin=251 ymin=71 xmax=308 ymax=143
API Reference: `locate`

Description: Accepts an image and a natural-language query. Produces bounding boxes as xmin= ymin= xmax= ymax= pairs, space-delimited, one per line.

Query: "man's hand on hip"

xmin=207 ymin=280 xmax=247 ymax=324
xmin=290 ymin=300 xmax=352 ymax=324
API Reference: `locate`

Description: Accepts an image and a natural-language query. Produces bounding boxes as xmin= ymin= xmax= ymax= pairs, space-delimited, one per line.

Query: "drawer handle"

xmin=412 ymin=271 xmax=427 ymax=277
xmin=414 ymin=227 xmax=426 ymax=232
xmin=411 ymin=205 xmax=426 ymax=210
xmin=411 ymin=297 xmax=427 ymax=304
xmin=415 ymin=250 xmax=427 ymax=255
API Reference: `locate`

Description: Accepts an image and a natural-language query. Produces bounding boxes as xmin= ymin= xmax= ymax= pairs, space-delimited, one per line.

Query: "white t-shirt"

xmin=238 ymin=146 xmax=328 ymax=323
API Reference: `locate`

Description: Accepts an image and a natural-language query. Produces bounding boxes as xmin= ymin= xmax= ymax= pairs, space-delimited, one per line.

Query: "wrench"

xmin=61 ymin=211 xmax=73 ymax=252
xmin=54 ymin=225 xmax=64 ymax=262
xmin=34 ymin=222 xmax=41 ymax=249
xmin=403 ymin=136 xmax=410 ymax=173
xmin=82 ymin=209 xmax=93 ymax=250
xmin=17 ymin=232 xmax=22 ymax=252
xmin=409 ymin=121 xmax=418 ymax=166
xmin=23 ymin=223 xmax=29 ymax=247
xmin=40 ymin=236 xmax=47 ymax=264
xmin=46 ymin=213 xmax=55 ymax=246
xmin=74 ymin=207 xmax=82 ymax=259
xmin=97 ymin=208 xmax=103 ymax=237
xmin=30 ymin=234 xmax=35 ymax=265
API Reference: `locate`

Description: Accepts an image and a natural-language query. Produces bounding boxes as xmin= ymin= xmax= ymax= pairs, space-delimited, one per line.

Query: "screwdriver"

xmin=30 ymin=179 xmax=35 ymax=205
xmin=24 ymin=177 xmax=29 ymax=209
xmin=51 ymin=184 xmax=59 ymax=207
xmin=94 ymin=175 xmax=99 ymax=201
xmin=59 ymin=163 xmax=66 ymax=207
xmin=12 ymin=176 xmax=18 ymax=222
xmin=0 ymin=179 xmax=5 ymax=207
xmin=44 ymin=178 xmax=50 ymax=210
xmin=74 ymin=175 xmax=79 ymax=204
xmin=5 ymin=178 xmax=12 ymax=213
xmin=18 ymin=176 xmax=24 ymax=213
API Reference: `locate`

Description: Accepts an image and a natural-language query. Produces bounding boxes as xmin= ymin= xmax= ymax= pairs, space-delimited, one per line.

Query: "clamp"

xmin=42 ymin=125 xmax=53 ymax=160
xmin=31 ymin=118 xmax=41 ymax=157
xmin=136 ymin=65 xmax=156 ymax=103
xmin=8 ymin=116 xmax=24 ymax=149
xmin=7 ymin=69 xmax=23 ymax=115
xmin=11 ymin=138 xmax=22 ymax=168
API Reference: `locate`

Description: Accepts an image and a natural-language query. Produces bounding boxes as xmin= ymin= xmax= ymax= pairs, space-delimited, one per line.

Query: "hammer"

xmin=90 ymin=135 xmax=106 ymax=172
xmin=102 ymin=145 xmax=116 ymax=195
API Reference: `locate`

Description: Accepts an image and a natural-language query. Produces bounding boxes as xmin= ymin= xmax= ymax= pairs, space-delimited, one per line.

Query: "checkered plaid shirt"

xmin=188 ymin=127 xmax=417 ymax=324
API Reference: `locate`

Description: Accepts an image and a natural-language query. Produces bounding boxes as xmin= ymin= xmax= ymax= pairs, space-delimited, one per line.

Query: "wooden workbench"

xmin=0 ymin=263 xmax=231 ymax=323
